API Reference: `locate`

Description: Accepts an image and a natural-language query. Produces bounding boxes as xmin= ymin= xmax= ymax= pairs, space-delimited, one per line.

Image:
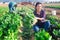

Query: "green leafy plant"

xmin=0 ymin=11 xmax=21 ymax=40
xmin=18 ymin=6 xmax=36 ymax=40
xmin=46 ymin=14 xmax=60 ymax=28
xmin=35 ymin=29 xmax=52 ymax=40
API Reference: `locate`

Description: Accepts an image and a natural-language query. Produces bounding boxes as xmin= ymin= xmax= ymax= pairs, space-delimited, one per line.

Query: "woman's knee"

xmin=33 ymin=25 xmax=39 ymax=32
xmin=44 ymin=20 xmax=50 ymax=28
xmin=46 ymin=20 xmax=50 ymax=25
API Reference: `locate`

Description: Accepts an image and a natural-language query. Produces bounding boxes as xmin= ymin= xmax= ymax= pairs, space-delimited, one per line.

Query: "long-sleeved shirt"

xmin=34 ymin=10 xmax=46 ymax=26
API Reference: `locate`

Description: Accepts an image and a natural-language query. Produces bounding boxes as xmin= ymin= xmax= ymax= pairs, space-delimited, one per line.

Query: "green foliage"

xmin=35 ymin=29 xmax=51 ymax=40
xmin=53 ymin=29 xmax=60 ymax=37
xmin=18 ymin=6 xmax=35 ymax=40
xmin=0 ymin=6 xmax=60 ymax=40
xmin=0 ymin=11 xmax=21 ymax=40
xmin=46 ymin=6 xmax=60 ymax=9
xmin=46 ymin=14 xmax=60 ymax=37
xmin=46 ymin=14 xmax=60 ymax=28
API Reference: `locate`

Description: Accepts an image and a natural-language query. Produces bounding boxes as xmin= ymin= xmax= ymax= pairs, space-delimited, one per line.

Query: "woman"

xmin=33 ymin=2 xmax=50 ymax=32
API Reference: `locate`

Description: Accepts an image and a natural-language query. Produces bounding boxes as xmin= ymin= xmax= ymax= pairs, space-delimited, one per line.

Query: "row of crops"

xmin=0 ymin=6 xmax=60 ymax=40
xmin=45 ymin=6 xmax=60 ymax=9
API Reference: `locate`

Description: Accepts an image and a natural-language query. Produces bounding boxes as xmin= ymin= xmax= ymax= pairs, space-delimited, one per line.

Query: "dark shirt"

xmin=34 ymin=10 xmax=46 ymax=26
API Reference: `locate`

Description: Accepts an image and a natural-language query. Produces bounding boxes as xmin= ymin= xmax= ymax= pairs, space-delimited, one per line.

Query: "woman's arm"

xmin=35 ymin=17 xmax=44 ymax=21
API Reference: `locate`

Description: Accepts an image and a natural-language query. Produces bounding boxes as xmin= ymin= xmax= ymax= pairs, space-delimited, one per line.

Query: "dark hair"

xmin=35 ymin=2 xmax=42 ymax=7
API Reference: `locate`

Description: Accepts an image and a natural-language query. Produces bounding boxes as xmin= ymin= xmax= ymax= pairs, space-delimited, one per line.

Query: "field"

xmin=0 ymin=3 xmax=60 ymax=40
xmin=0 ymin=3 xmax=60 ymax=16
xmin=44 ymin=3 xmax=60 ymax=14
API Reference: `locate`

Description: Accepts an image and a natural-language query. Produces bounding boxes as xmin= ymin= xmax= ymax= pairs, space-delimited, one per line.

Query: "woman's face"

xmin=36 ymin=4 xmax=42 ymax=12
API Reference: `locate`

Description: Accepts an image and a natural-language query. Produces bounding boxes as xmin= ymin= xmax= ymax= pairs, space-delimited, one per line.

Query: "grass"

xmin=45 ymin=6 xmax=60 ymax=9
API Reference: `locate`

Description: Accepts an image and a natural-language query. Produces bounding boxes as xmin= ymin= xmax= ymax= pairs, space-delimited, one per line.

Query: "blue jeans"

xmin=33 ymin=20 xmax=50 ymax=32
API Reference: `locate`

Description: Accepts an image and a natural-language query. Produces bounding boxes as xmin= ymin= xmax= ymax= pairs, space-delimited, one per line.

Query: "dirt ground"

xmin=0 ymin=4 xmax=8 ymax=7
